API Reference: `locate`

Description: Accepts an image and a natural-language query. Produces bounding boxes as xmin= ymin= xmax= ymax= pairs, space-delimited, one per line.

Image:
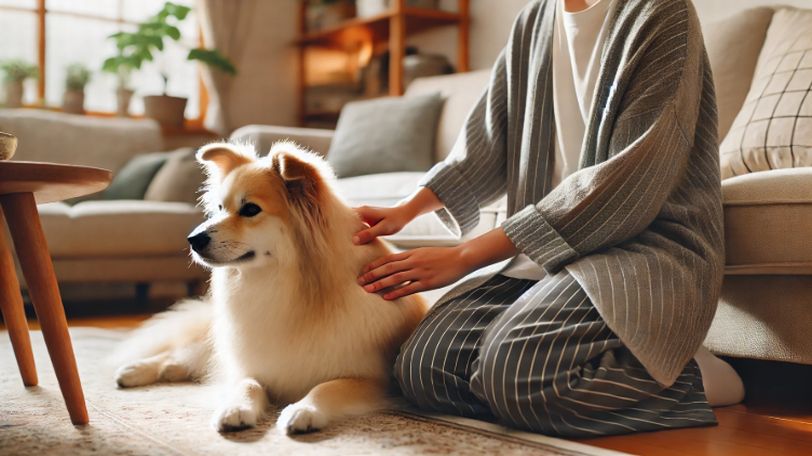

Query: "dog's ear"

xmin=197 ymin=143 xmax=253 ymax=176
xmin=275 ymin=151 xmax=320 ymax=200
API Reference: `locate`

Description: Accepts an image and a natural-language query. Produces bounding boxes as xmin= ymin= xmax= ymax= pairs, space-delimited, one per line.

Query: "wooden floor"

xmin=5 ymin=311 xmax=812 ymax=456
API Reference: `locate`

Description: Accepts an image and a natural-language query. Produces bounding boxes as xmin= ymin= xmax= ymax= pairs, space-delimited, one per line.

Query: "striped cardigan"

xmin=420 ymin=0 xmax=724 ymax=386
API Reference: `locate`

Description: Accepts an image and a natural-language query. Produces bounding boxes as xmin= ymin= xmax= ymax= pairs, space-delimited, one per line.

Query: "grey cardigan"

xmin=420 ymin=0 xmax=724 ymax=386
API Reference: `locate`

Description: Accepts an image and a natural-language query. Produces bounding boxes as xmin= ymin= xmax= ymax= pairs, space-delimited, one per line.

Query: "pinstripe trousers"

xmin=394 ymin=273 xmax=717 ymax=438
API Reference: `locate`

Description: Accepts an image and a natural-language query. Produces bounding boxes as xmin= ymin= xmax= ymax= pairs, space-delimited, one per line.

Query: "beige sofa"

xmin=233 ymin=6 xmax=812 ymax=367
xmin=0 ymin=109 xmax=208 ymax=289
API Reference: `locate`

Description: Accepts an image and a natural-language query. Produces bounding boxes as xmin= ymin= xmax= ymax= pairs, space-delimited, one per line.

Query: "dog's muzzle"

xmin=188 ymin=231 xmax=211 ymax=253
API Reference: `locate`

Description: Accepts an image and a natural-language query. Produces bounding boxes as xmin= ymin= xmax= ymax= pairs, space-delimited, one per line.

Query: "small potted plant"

xmin=1 ymin=59 xmax=38 ymax=108
xmin=62 ymin=63 xmax=92 ymax=114
xmin=101 ymin=52 xmax=137 ymax=117
xmin=103 ymin=2 xmax=236 ymax=127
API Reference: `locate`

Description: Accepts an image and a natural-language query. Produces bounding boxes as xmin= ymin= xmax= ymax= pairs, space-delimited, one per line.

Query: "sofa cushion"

xmin=719 ymin=8 xmax=812 ymax=179
xmin=334 ymin=172 xmax=505 ymax=247
xmin=38 ymin=200 xmax=203 ymax=258
xmin=144 ymin=148 xmax=204 ymax=205
xmin=406 ymin=70 xmax=491 ymax=162
xmin=101 ymin=152 xmax=170 ymax=200
xmin=703 ymin=7 xmax=774 ymax=140
xmin=327 ymin=94 xmax=444 ymax=178
xmin=723 ymin=167 xmax=812 ymax=275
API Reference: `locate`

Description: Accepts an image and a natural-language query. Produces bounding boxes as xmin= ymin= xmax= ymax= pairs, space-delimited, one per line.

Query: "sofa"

xmin=233 ymin=5 xmax=812 ymax=367
xmin=0 ymin=109 xmax=208 ymax=291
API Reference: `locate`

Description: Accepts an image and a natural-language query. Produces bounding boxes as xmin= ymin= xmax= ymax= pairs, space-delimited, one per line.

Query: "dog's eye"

xmin=218 ymin=204 xmax=223 ymax=211
xmin=239 ymin=202 xmax=262 ymax=217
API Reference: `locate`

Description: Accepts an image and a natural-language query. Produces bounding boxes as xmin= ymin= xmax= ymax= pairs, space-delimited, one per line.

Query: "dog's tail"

xmin=111 ymin=298 xmax=213 ymax=370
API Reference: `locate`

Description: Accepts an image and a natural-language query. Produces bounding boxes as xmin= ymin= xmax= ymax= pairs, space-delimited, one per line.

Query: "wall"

xmin=223 ymin=0 xmax=299 ymax=131
xmin=410 ymin=0 xmax=812 ymax=71
xmin=225 ymin=0 xmax=811 ymax=131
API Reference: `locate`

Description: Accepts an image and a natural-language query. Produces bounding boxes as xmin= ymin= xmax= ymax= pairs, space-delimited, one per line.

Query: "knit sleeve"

xmin=417 ymin=49 xmax=510 ymax=238
xmin=417 ymin=2 xmax=546 ymax=238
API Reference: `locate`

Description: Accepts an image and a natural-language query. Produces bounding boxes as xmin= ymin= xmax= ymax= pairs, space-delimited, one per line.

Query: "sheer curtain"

xmin=196 ymin=0 xmax=259 ymax=134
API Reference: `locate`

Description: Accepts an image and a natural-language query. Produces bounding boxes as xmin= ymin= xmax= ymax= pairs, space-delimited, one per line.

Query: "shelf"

xmin=298 ymin=7 xmax=462 ymax=50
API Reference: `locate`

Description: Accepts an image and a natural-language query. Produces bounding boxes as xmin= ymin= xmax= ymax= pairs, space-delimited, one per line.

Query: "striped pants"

xmin=395 ymin=273 xmax=717 ymax=438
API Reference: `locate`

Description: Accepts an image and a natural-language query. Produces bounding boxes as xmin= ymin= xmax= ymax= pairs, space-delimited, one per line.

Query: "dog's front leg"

xmin=212 ymin=377 xmax=268 ymax=432
xmin=277 ymin=377 xmax=388 ymax=434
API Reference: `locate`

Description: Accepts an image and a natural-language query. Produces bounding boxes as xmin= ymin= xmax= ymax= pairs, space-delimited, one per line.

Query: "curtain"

xmin=196 ymin=0 xmax=259 ymax=134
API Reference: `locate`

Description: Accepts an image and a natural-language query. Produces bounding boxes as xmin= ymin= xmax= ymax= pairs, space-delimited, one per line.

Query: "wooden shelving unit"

xmin=297 ymin=0 xmax=470 ymax=127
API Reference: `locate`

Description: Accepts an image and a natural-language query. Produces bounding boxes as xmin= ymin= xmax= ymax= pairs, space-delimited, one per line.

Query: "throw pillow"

xmin=144 ymin=148 xmax=205 ymax=205
xmin=326 ymin=93 xmax=444 ymax=178
xmin=719 ymin=8 xmax=812 ymax=179
xmin=703 ymin=7 xmax=774 ymax=139
xmin=101 ymin=151 xmax=170 ymax=200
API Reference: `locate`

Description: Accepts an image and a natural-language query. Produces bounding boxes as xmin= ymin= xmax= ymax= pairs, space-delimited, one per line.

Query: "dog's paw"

xmin=212 ymin=404 xmax=258 ymax=432
xmin=114 ymin=362 xmax=158 ymax=388
xmin=277 ymin=402 xmax=328 ymax=435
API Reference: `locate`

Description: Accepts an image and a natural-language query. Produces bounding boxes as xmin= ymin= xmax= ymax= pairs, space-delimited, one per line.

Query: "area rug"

xmin=0 ymin=328 xmax=627 ymax=455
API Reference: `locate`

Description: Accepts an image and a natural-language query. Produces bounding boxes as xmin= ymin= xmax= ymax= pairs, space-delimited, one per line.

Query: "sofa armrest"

xmin=230 ymin=125 xmax=334 ymax=156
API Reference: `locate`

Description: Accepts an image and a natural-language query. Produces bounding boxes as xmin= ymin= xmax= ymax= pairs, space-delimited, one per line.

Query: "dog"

xmin=113 ymin=141 xmax=427 ymax=434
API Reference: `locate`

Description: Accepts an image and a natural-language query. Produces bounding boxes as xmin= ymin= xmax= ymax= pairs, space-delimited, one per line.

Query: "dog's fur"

xmin=114 ymin=141 xmax=427 ymax=433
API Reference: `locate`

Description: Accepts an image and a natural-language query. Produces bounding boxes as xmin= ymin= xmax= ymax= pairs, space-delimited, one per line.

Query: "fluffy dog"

xmin=114 ymin=141 xmax=427 ymax=433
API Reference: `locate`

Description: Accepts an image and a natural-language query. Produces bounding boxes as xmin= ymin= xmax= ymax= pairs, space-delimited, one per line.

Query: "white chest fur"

xmin=209 ymin=266 xmax=409 ymax=403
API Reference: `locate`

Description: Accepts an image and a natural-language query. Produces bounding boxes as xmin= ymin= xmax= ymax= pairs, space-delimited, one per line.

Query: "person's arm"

xmin=357 ymin=226 xmax=518 ymax=300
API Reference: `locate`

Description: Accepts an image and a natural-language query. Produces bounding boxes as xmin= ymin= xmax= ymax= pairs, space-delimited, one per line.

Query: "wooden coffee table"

xmin=0 ymin=161 xmax=111 ymax=425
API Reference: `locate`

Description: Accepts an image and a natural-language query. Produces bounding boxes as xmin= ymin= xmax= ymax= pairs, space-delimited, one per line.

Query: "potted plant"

xmin=102 ymin=1 xmax=236 ymax=127
xmin=1 ymin=59 xmax=38 ymax=108
xmin=101 ymin=50 xmax=138 ymax=117
xmin=62 ymin=63 xmax=92 ymax=114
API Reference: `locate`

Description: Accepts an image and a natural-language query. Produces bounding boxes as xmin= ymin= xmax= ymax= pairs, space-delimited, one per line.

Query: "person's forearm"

xmin=399 ymin=186 xmax=444 ymax=219
xmin=456 ymin=227 xmax=519 ymax=272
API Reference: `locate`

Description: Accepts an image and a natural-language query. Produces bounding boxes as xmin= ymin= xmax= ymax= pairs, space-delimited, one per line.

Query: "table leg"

xmin=0 ymin=206 xmax=38 ymax=386
xmin=1 ymin=192 xmax=88 ymax=425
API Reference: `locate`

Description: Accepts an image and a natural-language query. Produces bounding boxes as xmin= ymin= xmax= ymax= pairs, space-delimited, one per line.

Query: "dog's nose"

xmin=188 ymin=232 xmax=211 ymax=252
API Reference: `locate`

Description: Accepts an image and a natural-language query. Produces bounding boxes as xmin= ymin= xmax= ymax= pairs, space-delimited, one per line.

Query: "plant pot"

xmin=0 ymin=131 xmax=17 ymax=160
xmin=62 ymin=89 xmax=85 ymax=114
xmin=4 ymin=80 xmax=24 ymax=108
xmin=143 ymin=95 xmax=187 ymax=128
xmin=116 ymin=88 xmax=134 ymax=117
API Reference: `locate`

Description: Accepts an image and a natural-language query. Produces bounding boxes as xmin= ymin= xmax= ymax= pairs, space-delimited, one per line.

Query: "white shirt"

xmin=501 ymin=0 xmax=616 ymax=280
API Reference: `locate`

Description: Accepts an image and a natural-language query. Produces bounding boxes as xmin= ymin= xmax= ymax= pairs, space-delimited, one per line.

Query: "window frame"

xmin=0 ymin=0 xmax=208 ymax=128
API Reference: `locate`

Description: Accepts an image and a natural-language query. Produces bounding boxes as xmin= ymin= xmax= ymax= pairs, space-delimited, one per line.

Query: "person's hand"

xmin=357 ymin=246 xmax=473 ymax=300
xmin=353 ymin=205 xmax=416 ymax=245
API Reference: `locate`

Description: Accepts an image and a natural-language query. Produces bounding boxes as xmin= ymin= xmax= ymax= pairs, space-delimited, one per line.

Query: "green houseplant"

xmin=1 ymin=59 xmax=38 ymax=108
xmin=62 ymin=63 xmax=92 ymax=114
xmin=102 ymin=1 xmax=236 ymax=125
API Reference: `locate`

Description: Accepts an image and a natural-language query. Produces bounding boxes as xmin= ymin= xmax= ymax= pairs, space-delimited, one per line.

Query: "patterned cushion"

xmin=719 ymin=8 xmax=812 ymax=179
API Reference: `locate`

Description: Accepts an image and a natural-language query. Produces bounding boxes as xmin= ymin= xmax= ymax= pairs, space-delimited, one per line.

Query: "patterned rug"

xmin=0 ymin=328 xmax=626 ymax=455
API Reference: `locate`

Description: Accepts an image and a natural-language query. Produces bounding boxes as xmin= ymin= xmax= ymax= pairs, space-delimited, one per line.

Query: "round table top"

xmin=0 ymin=161 xmax=112 ymax=204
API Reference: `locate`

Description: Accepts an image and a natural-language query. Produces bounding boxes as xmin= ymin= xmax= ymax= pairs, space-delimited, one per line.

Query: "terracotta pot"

xmin=116 ymin=88 xmax=134 ymax=117
xmin=4 ymin=80 xmax=24 ymax=108
xmin=62 ymin=89 xmax=85 ymax=114
xmin=0 ymin=131 xmax=17 ymax=160
xmin=143 ymin=95 xmax=187 ymax=128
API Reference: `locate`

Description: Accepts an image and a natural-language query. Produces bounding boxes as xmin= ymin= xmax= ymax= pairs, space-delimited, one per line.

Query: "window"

xmin=0 ymin=0 xmax=203 ymax=121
